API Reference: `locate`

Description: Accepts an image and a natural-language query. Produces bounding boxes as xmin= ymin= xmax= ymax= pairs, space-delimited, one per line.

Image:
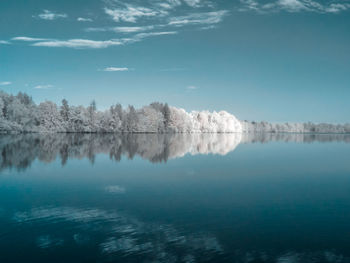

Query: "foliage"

xmin=0 ymin=90 xmax=348 ymax=134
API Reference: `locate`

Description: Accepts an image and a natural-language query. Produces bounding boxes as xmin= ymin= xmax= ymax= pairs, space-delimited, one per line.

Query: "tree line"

xmin=1 ymin=90 xmax=349 ymax=134
xmin=0 ymin=90 xmax=171 ymax=133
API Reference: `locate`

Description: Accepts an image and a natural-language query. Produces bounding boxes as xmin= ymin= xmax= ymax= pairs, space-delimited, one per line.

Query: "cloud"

xmin=111 ymin=31 xmax=178 ymax=45
xmin=187 ymin=85 xmax=198 ymax=90
xmin=11 ymin=1 xmax=229 ymax=50
xmin=162 ymin=0 xmax=182 ymax=8
xmin=158 ymin=0 xmax=210 ymax=9
xmin=13 ymin=31 xmax=177 ymax=49
xmin=112 ymin=26 xmax=156 ymax=32
xmin=34 ymin=84 xmax=54 ymax=89
xmin=104 ymin=5 xmax=164 ymax=23
xmin=157 ymin=2 xmax=178 ymax=9
xmin=0 ymin=40 xmax=10 ymax=45
xmin=32 ymin=39 xmax=123 ymax=49
xmin=324 ymin=3 xmax=350 ymax=13
xmin=183 ymin=0 xmax=202 ymax=7
xmin=100 ymin=0 xmax=227 ymax=29
xmin=169 ymin=10 xmax=229 ymax=26
xmin=133 ymin=31 xmax=177 ymax=39
xmin=277 ymin=0 xmax=309 ymax=12
xmin=12 ymin=36 xmax=51 ymax=42
xmin=86 ymin=25 xmax=157 ymax=33
xmin=103 ymin=67 xmax=129 ymax=72
xmin=117 ymin=31 xmax=177 ymax=44
xmin=77 ymin=17 xmax=93 ymax=22
xmin=238 ymin=0 xmax=350 ymax=13
xmin=200 ymin=25 xmax=216 ymax=30
xmin=0 ymin=81 xmax=11 ymax=86
xmin=238 ymin=0 xmax=261 ymax=11
xmin=35 ymin=10 xmax=68 ymax=20
xmin=119 ymin=31 xmax=177 ymax=44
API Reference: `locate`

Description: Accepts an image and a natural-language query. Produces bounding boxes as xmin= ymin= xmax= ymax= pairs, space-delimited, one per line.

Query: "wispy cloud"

xmin=0 ymin=40 xmax=10 ymax=45
xmin=238 ymin=0 xmax=350 ymax=13
xmin=12 ymin=1 xmax=229 ymax=50
xmin=12 ymin=30 xmax=177 ymax=49
xmin=183 ymin=0 xmax=202 ymax=7
xmin=109 ymin=26 xmax=156 ymax=33
xmin=157 ymin=0 xmax=210 ymax=9
xmin=121 ymin=31 xmax=177 ymax=45
xmin=103 ymin=1 xmax=227 ymax=26
xmin=35 ymin=10 xmax=68 ymax=20
xmin=157 ymin=2 xmax=179 ymax=10
xmin=86 ymin=25 xmax=157 ymax=33
xmin=200 ymin=25 xmax=216 ymax=30
xmin=134 ymin=31 xmax=177 ymax=39
xmin=12 ymin=36 xmax=51 ymax=42
xmin=103 ymin=67 xmax=129 ymax=72
xmin=0 ymin=81 xmax=12 ymax=86
xmin=32 ymin=39 xmax=123 ymax=49
xmin=187 ymin=85 xmax=198 ymax=90
xmin=86 ymin=9 xmax=226 ymax=35
xmin=77 ymin=17 xmax=93 ymax=22
xmin=169 ymin=10 xmax=229 ymax=26
xmin=34 ymin=84 xmax=54 ymax=89
xmin=103 ymin=0 xmax=216 ymax=24
xmin=104 ymin=5 xmax=164 ymax=23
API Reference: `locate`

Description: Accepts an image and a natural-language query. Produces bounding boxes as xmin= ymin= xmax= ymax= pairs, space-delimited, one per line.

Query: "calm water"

xmin=0 ymin=133 xmax=350 ymax=263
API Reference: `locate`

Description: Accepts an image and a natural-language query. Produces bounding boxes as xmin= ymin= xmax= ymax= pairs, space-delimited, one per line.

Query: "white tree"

xmin=0 ymin=90 xmax=348 ymax=134
xmin=38 ymin=101 xmax=64 ymax=132
xmin=0 ymin=97 xmax=4 ymax=118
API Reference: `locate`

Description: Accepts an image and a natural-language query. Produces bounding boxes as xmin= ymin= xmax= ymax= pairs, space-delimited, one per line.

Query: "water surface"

xmin=0 ymin=133 xmax=350 ymax=263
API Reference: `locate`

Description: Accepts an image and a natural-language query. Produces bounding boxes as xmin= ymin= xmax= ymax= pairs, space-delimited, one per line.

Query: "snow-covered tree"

xmin=126 ymin=105 xmax=138 ymax=132
xmin=38 ymin=101 xmax=64 ymax=132
xmin=60 ymin=99 xmax=70 ymax=122
xmin=87 ymin=100 xmax=97 ymax=132
xmin=0 ymin=97 xmax=4 ymax=118
xmin=0 ymin=90 xmax=349 ymax=134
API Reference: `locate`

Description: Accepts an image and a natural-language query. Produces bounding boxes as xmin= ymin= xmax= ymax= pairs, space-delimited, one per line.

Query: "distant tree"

xmin=88 ymin=100 xmax=97 ymax=130
xmin=17 ymin=92 xmax=32 ymax=106
xmin=0 ymin=97 xmax=4 ymax=118
xmin=109 ymin=105 xmax=115 ymax=115
xmin=115 ymin=103 xmax=123 ymax=120
xmin=150 ymin=102 xmax=164 ymax=112
xmin=163 ymin=103 xmax=170 ymax=130
xmin=89 ymin=100 xmax=96 ymax=112
xmin=126 ymin=105 xmax=138 ymax=132
xmin=38 ymin=101 xmax=63 ymax=131
xmin=1 ymin=89 xmax=349 ymax=134
xmin=6 ymin=96 xmax=35 ymax=131
xmin=60 ymin=99 xmax=70 ymax=122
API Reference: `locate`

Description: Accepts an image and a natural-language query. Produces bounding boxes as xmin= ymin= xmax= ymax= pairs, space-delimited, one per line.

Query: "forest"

xmin=0 ymin=90 xmax=349 ymax=134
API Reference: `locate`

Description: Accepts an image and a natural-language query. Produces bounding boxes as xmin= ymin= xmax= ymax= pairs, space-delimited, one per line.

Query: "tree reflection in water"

xmin=0 ymin=133 xmax=349 ymax=171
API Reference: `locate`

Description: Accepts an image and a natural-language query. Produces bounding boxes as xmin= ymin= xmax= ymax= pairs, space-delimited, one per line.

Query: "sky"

xmin=0 ymin=0 xmax=349 ymax=123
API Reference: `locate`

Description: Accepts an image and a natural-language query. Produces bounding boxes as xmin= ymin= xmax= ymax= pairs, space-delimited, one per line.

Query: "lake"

xmin=0 ymin=133 xmax=350 ymax=263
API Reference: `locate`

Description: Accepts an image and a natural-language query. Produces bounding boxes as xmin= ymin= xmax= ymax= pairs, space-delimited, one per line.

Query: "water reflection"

xmin=13 ymin=206 xmax=223 ymax=262
xmin=241 ymin=132 xmax=350 ymax=143
xmin=0 ymin=133 xmax=241 ymax=170
xmin=1 ymin=133 xmax=349 ymax=171
xmin=2 ymin=133 xmax=350 ymax=262
xmin=11 ymin=205 xmax=349 ymax=262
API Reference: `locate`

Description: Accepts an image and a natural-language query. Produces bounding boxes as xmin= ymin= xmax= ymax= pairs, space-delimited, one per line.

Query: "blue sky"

xmin=0 ymin=0 xmax=349 ymax=122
